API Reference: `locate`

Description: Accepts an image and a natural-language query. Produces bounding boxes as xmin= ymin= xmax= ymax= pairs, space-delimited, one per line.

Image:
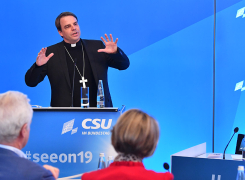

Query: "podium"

xmin=22 ymin=107 xmax=122 ymax=179
xmin=171 ymin=143 xmax=245 ymax=180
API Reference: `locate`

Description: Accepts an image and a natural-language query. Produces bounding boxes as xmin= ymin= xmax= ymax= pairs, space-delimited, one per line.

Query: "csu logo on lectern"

xmin=82 ymin=118 xmax=112 ymax=129
xmin=61 ymin=118 xmax=112 ymax=134
xmin=61 ymin=119 xmax=78 ymax=135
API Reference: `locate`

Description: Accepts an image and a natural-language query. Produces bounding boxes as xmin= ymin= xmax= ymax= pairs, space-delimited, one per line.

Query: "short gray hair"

xmin=0 ymin=91 xmax=33 ymax=143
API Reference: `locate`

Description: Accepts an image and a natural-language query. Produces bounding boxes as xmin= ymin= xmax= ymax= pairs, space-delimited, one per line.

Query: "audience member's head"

xmin=0 ymin=91 xmax=59 ymax=179
xmin=0 ymin=91 xmax=33 ymax=149
xmin=111 ymin=109 xmax=159 ymax=159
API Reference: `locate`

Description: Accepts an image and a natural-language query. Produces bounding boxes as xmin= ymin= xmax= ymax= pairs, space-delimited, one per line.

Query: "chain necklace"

xmin=64 ymin=42 xmax=88 ymax=88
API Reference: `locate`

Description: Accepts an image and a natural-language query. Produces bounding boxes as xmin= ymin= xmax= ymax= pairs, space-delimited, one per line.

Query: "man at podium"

xmin=25 ymin=12 xmax=129 ymax=107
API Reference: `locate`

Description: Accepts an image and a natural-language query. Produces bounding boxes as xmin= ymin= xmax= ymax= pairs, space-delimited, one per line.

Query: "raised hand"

xmin=36 ymin=47 xmax=54 ymax=66
xmin=98 ymin=34 xmax=118 ymax=54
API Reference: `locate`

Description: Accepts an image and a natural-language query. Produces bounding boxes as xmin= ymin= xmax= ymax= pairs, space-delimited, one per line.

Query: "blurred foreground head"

xmin=111 ymin=109 xmax=159 ymax=158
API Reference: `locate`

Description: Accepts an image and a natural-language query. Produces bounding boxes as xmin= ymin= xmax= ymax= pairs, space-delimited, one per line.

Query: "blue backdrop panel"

xmin=0 ymin=0 xmax=218 ymax=174
xmin=137 ymin=14 xmax=214 ymax=169
xmin=215 ymin=0 xmax=245 ymax=154
xmin=23 ymin=109 xmax=120 ymax=178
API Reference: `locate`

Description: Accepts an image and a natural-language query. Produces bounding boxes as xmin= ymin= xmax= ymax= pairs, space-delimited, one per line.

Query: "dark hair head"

xmin=55 ymin=12 xmax=78 ymax=31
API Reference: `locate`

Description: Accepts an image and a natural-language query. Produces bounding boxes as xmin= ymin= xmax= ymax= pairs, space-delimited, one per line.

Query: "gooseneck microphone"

xmin=223 ymin=127 xmax=239 ymax=159
xmin=163 ymin=162 xmax=169 ymax=172
xmin=71 ymin=58 xmax=77 ymax=107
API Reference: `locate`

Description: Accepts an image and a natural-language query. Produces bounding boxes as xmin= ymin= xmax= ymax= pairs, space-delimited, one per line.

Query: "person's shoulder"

xmin=81 ymin=39 xmax=104 ymax=51
xmin=47 ymin=41 xmax=63 ymax=50
xmin=17 ymin=157 xmax=54 ymax=175
xmin=82 ymin=39 xmax=103 ymax=46
xmin=0 ymin=153 xmax=55 ymax=180
xmin=145 ymin=170 xmax=174 ymax=180
xmin=82 ymin=167 xmax=173 ymax=180
xmin=82 ymin=39 xmax=101 ymax=43
xmin=82 ymin=167 xmax=111 ymax=180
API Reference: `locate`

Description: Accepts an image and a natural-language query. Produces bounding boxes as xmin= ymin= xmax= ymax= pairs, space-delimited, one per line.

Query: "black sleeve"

xmin=25 ymin=62 xmax=48 ymax=87
xmin=100 ymin=41 xmax=130 ymax=70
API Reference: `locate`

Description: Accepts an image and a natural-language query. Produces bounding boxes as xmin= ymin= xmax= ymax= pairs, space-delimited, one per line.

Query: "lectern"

xmin=23 ymin=107 xmax=122 ymax=179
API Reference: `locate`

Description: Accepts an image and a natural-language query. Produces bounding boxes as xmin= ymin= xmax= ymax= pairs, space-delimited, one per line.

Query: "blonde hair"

xmin=111 ymin=109 xmax=159 ymax=158
xmin=0 ymin=91 xmax=33 ymax=143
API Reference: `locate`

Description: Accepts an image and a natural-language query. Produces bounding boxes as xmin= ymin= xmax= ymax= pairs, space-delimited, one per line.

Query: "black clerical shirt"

xmin=63 ymin=39 xmax=97 ymax=107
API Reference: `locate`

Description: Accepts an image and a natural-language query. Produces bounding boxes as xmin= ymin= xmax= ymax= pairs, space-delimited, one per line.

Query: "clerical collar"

xmin=63 ymin=39 xmax=82 ymax=49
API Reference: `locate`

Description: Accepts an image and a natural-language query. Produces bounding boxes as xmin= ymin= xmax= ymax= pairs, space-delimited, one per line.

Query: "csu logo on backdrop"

xmin=82 ymin=118 xmax=112 ymax=129
xmin=236 ymin=7 xmax=245 ymax=18
xmin=235 ymin=80 xmax=245 ymax=92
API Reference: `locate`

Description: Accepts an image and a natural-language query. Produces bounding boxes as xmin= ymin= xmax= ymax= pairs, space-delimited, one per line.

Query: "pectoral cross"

xmin=79 ymin=76 xmax=88 ymax=88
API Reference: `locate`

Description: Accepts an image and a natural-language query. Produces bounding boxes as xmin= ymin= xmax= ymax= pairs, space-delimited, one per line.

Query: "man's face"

xmin=58 ymin=16 xmax=81 ymax=44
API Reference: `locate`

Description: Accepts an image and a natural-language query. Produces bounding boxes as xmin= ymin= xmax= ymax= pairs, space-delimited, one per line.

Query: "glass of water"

xmin=81 ymin=87 xmax=89 ymax=108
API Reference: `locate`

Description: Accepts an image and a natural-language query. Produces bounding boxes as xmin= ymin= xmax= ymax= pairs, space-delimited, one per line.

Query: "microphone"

xmin=223 ymin=127 xmax=239 ymax=159
xmin=163 ymin=162 xmax=169 ymax=172
xmin=71 ymin=58 xmax=77 ymax=107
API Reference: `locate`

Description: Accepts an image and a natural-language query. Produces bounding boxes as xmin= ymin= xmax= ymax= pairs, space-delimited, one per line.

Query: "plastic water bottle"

xmin=236 ymin=166 xmax=245 ymax=180
xmin=107 ymin=156 xmax=113 ymax=167
xmin=98 ymin=153 xmax=106 ymax=170
xmin=97 ymin=80 xmax=105 ymax=108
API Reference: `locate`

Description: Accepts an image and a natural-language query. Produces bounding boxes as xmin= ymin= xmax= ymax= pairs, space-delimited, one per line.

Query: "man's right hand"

xmin=36 ymin=47 xmax=54 ymax=66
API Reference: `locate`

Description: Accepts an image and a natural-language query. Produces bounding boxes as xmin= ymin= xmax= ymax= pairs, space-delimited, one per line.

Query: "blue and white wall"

xmin=215 ymin=0 xmax=245 ymax=154
xmin=0 ymin=0 xmax=243 ymax=174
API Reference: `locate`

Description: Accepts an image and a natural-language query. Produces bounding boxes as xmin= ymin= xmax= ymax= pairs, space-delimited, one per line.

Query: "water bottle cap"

xmin=238 ymin=166 xmax=244 ymax=171
xmin=99 ymin=153 xmax=105 ymax=157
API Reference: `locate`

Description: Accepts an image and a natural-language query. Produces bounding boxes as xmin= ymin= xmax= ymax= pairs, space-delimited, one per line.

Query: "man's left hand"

xmin=43 ymin=164 xmax=59 ymax=179
xmin=98 ymin=34 xmax=118 ymax=54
